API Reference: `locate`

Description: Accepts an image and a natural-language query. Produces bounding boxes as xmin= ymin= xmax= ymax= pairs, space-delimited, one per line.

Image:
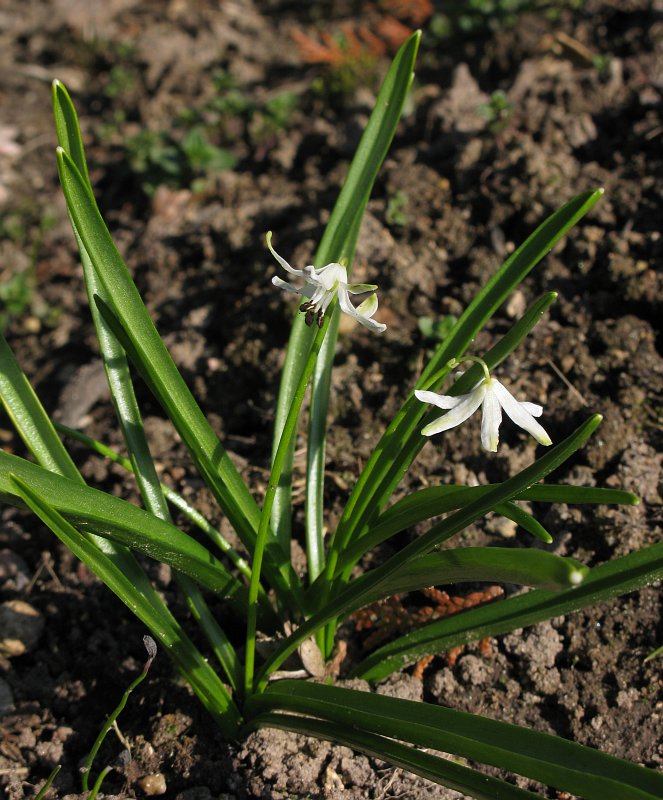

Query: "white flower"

xmin=415 ymin=370 xmax=552 ymax=452
xmin=267 ymin=232 xmax=386 ymax=332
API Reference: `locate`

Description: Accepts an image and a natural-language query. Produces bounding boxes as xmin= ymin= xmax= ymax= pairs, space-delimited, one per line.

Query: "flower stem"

xmin=244 ymin=307 xmax=333 ymax=695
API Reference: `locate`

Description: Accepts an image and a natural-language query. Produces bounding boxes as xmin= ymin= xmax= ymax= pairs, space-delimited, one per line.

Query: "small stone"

xmin=139 ymin=773 xmax=167 ymax=796
xmin=0 ymin=599 xmax=45 ymax=657
xmin=505 ymin=289 xmax=527 ymax=319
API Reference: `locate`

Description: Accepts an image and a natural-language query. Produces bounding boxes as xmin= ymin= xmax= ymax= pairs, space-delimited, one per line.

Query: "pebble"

xmin=139 ymin=773 xmax=167 ymax=796
xmin=0 ymin=599 xmax=44 ymax=656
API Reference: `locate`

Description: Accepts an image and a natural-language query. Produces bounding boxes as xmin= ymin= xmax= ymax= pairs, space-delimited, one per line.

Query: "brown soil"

xmin=0 ymin=1 xmax=661 ymax=798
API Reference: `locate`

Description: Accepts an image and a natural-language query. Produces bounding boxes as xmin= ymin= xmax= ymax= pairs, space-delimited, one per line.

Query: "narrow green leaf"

xmin=0 ymin=451 xmax=252 ymax=605
xmin=9 ymin=473 xmax=242 ymax=737
xmin=353 ymin=541 xmax=663 ymax=681
xmin=0 ymin=332 xmax=81 ymax=481
xmin=250 ymin=681 xmax=663 ymax=800
xmin=366 ymin=548 xmax=588 ymax=601
xmin=246 ymin=712 xmax=540 ymax=800
xmin=55 ymin=146 xmax=302 ymax=610
xmin=272 ymin=31 xmax=420 ymax=549
xmin=55 ymin=423 xmax=254 ymax=580
xmin=495 ymin=502 xmax=553 ymax=543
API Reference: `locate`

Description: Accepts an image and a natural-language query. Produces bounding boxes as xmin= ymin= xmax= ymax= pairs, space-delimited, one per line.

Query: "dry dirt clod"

xmin=0 ymin=599 xmax=44 ymax=657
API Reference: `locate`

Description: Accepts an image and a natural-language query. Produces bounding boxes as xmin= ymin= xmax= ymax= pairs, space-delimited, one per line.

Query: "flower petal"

xmin=480 ymin=383 xmax=502 ymax=452
xmin=266 ymin=232 xmax=306 ymax=277
xmin=492 ymin=380 xmax=552 ymax=446
xmin=414 ymin=389 xmax=463 ymax=410
xmin=420 ymin=383 xmax=487 ymax=436
xmin=520 ymin=401 xmax=543 ymax=417
xmin=272 ymin=276 xmax=304 ymax=295
xmin=338 ymin=286 xmax=386 ymax=332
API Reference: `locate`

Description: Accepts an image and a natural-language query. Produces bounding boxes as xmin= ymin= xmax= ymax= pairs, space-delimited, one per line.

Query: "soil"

xmin=0 ymin=1 xmax=662 ymax=798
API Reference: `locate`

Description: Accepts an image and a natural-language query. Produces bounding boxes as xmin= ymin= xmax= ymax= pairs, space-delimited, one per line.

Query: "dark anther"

xmin=316 ymin=311 xmax=324 ymax=328
xmin=305 ymin=310 xmax=315 ymax=326
xmin=300 ymin=301 xmax=314 ymax=312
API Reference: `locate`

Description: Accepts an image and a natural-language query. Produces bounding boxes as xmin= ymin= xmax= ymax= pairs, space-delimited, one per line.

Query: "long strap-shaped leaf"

xmin=353 ymin=540 xmax=663 ymax=681
xmin=271 ymin=32 xmax=420 ymax=553
xmin=246 ymin=712 xmax=541 ymax=800
xmin=52 ymin=80 xmax=244 ymax=688
xmin=0 ymin=450 xmax=273 ymax=616
xmin=256 ymin=415 xmax=600 ymax=685
xmin=248 ymin=681 xmax=663 ymax=800
xmin=331 ymin=483 xmax=639 ymax=574
xmin=327 ymin=190 xmax=603 ymax=576
xmin=55 ymin=146 xmax=302 ymax=611
xmin=10 ymin=474 xmax=242 ymax=738
xmin=365 ymin=548 xmax=588 ymax=600
xmin=0 ymin=332 xmax=174 ymax=619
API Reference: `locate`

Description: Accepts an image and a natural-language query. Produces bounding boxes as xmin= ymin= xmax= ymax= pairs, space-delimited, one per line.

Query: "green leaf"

xmin=353 ymin=541 xmax=663 ymax=681
xmin=250 ymin=681 xmax=663 ymax=800
xmin=338 ymin=481 xmax=637 ymax=572
xmin=271 ymin=31 xmax=421 ymax=552
xmin=9 ymin=473 xmax=242 ymax=738
xmin=0 ymin=331 xmax=81 ymax=481
xmin=246 ymin=713 xmax=540 ymax=800
xmin=53 ymin=81 xmax=245 ymax=684
xmin=0 ymin=451 xmax=253 ymax=605
xmin=366 ymin=548 xmax=588 ymax=601
xmin=55 ymin=146 xmax=302 ymax=612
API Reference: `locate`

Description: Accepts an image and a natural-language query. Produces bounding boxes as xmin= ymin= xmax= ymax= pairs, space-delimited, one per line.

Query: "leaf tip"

xmin=569 ymin=567 xmax=587 ymax=586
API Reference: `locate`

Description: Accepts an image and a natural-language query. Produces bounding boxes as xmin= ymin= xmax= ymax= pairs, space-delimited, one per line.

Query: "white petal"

xmin=272 ymin=276 xmax=303 ymax=294
xmin=414 ymin=389 xmax=463 ymax=410
xmin=480 ymin=384 xmax=502 ymax=452
xmin=317 ymin=262 xmax=347 ymax=290
xmin=355 ymin=292 xmax=378 ymax=319
xmin=420 ymin=384 xmax=487 ymax=436
xmin=520 ymin=401 xmax=543 ymax=417
xmin=492 ymin=380 xmax=552 ymax=446
xmin=266 ymin=232 xmax=306 ymax=277
xmin=338 ymin=286 xmax=386 ymax=332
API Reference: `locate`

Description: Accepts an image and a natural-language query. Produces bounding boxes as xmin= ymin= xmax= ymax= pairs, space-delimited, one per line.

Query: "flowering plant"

xmin=1 ymin=33 xmax=662 ymax=799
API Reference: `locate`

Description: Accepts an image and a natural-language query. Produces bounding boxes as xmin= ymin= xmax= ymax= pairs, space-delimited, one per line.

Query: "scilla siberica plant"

xmin=1 ymin=33 xmax=661 ymax=800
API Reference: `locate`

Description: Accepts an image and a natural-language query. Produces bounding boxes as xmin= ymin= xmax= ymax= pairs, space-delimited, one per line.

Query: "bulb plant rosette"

xmin=1 ymin=32 xmax=661 ymax=800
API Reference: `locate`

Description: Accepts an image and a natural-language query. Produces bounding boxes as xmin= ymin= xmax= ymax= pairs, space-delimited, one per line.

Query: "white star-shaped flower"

xmin=267 ymin=232 xmax=386 ymax=332
xmin=415 ymin=368 xmax=552 ymax=452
